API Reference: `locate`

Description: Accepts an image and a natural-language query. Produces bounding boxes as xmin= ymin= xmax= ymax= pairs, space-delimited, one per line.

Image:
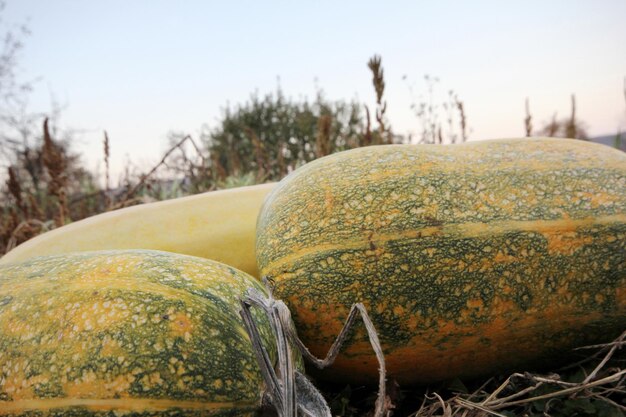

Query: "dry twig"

xmin=121 ymin=134 xmax=193 ymax=201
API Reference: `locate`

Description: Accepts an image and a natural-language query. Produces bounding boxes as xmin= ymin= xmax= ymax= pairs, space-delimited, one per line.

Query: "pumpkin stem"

xmin=240 ymin=285 xmax=391 ymax=417
xmin=240 ymin=288 xmax=330 ymax=417
xmin=284 ymin=301 xmax=390 ymax=417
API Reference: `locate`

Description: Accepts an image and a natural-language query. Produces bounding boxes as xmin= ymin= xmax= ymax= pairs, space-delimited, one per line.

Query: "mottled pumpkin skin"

xmin=256 ymin=138 xmax=626 ymax=384
xmin=0 ymin=250 xmax=277 ymax=416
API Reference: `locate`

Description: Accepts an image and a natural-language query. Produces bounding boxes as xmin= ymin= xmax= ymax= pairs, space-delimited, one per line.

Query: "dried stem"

xmin=6 ymin=166 xmax=26 ymax=216
xmin=364 ymin=105 xmax=373 ymax=146
xmin=367 ymin=55 xmax=391 ymax=145
xmin=42 ymin=117 xmax=69 ymax=226
xmin=524 ymin=97 xmax=532 ymax=137
xmin=241 ymin=285 xmax=390 ymax=417
xmin=582 ymin=329 xmax=626 ymax=384
xmin=286 ymin=302 xmax=390 ymax=417
xmin=456 ymin=98 xmax=467 ymax=142
xmin=368 ymin=55 xmax=385 ymax=106
xmin=103 ymin=130 xmax=110 ymax=192
xmin=315 ymin=114 xmax=332 ymax=158
xmin=240 ymin=288 xmax=330 ymax=417
xmin=103 ymin=131 xmax=111 ymax=208
xmin=566 ymin=94 xmax=577 ymax=139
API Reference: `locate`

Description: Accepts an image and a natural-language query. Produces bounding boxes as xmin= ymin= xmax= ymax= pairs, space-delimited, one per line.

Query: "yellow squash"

xmin=1 ymin=183 xmax=275 ymax=277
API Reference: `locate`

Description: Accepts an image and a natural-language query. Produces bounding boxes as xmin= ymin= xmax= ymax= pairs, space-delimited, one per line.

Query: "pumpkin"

xmin=256 ymin=138 xmax=626 ymax=384
xmin=0 ymin=250 xmax=284 ymax=416
xmin=1 ymin=183 xmax=276 ymax=278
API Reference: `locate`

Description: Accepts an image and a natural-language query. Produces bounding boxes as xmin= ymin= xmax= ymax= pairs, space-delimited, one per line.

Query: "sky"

xmin=3 ymin=0 xmax=626 ymax=182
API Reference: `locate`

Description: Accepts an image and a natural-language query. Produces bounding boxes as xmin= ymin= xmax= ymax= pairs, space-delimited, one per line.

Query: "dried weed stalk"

xmin=42 ymin=117 xmax=69 ymax=226
xmin=524 ymin=98 xmax=532 ymax=137
xmin=316 ymin=114 xmax=332 ymax=158
xmin=364 ymin=105 xmax=373 ymax=147
xmin=455 ymin=98 xmax=467 ymax=143
xmin=6 ymin=166 xmax=26 ymax=216
xmin=405 ymin=75 xmax=468 ymax=144
xmin=103 ymin=130 xmax=111 ymax=207
xmin=27 ymin=193 xmax=43 ymax=220
xmin=368 ymin=55 xmax=392 ymax=145
xmin=565 ymin=94 xmax=578 ymax=139
xmin=103 ymin=131 xmax=111 ymax=191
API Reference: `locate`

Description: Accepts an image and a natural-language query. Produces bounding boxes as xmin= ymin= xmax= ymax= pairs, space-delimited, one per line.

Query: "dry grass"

xmin=404 ymin=75 xmax=469 ymax=144
xmin=0 ymin=123 xmax=214 ymax=254
xmin=535 ymin=94 xmax=589 ymax=140
xmin=315 ymin=331 xmax=626 ymax=417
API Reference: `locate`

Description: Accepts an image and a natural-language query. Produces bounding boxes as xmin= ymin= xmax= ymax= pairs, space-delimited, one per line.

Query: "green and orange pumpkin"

xmin=256 ymin=138 xmax=626 ymax=384
xmin=0 ymin=250 xmax=283 ymax=416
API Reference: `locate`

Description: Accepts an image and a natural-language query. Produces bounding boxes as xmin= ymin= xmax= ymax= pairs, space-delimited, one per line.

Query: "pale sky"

xmin=4 ymin=1 xmax=626 ymax=182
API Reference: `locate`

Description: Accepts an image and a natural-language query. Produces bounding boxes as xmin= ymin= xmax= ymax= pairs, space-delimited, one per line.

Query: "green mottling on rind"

xmin=277 ymin=223 xmax=626 ymax=340
xmin=0 ymin=250 xmax=276 ymax=415
xmin=258 ymin=140 xmax=626 ymax=264
xmin=257 ymin=139 xmax=626 ymax=383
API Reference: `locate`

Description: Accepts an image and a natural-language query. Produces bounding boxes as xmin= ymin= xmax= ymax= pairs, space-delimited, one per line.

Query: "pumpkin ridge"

xmin=0 ymin=260 xmax=255 ymax=341
xmin=264 ymin=213 xmax=626 ymax=275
